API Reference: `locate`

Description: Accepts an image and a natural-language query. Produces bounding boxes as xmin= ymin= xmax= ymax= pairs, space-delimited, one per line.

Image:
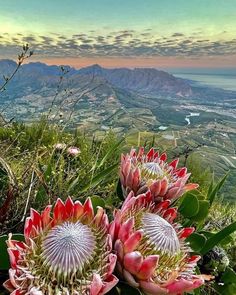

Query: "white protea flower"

xmin=110 ymin=191 xmax=211 ymax=294
xmin=4 ymin=197 xmax=118 ymax=295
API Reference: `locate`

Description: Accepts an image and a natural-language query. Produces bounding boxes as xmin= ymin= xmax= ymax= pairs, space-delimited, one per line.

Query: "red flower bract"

xmin=120 ymin=147 xmax=198 ymax=201
xmin=4 ymin=197 xmax=118 ymax=295
xmin=110 ymin=191 xmax=206 ymax=295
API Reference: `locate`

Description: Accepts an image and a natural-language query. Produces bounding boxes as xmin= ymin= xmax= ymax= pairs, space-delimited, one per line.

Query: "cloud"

xmin=0 ymin=29 xmax=236 ymax=59
xmin=172 ymin=33 xmax=185 ymax=37
xmin=22 ymin=35 xmax=37 ymax=43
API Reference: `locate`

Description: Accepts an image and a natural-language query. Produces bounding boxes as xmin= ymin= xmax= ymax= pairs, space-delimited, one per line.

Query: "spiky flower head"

xmin=4 ymin=197 xmax=118 ymax=295
xmin=120 ymin=147 xmax=198 ymax=201
xmin=110 ymin=191 xmax=207 ymax=294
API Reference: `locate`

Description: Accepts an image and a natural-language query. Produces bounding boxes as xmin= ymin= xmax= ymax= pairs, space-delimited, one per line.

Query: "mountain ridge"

xmin=0 ymin=59 xmax=192 ymax=96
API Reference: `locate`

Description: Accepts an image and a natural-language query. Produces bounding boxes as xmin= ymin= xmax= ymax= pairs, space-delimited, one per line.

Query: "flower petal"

xmin=114 ymin=240 xmax=124 ymax=261
xmin=83 ymin=197 xmax=94 ymax=220
xmin=169 ymin=158 xmax=179 ymax=170
xmin=73 ymin=200 xmax=83 ymax=219
xmin=41 ymin=205 xmax=52 ymax=228
xmin=124 ymin=230 xmax=143 ymax=253
xmin=53 ymin=198 xmax=66 ymax=223
xmin=139 ymin=280 xmax=168 ymax=295
xmin=166 ymin=277 xmax=204 ymax=294
xmin=137 ymin=255 xmax=159 ymax=280
xmin=65 ymin=197 xmax=74 ymax=218
xmin=159 ymin=177 xmax=169 ymax=196
xmin=124 ymin=251 xmax=143 ymax=275
xmin=90 ymin=273 xmax=103 ymax=295
xmin=102 ymin=275 xmax=119 ymax=294
xmin=123 ymin=269 xmax=139 ymax=288
xmin=118 ymin=217 xmax=134 ymax=242
xmin=160 ymin=152 xmax=167 ymax=162
xmin=179 ymin=227 xmax=195 ymax=239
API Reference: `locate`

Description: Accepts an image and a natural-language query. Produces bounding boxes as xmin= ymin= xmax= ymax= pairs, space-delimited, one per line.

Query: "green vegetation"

xmin=0 ymin=120 xmax=235 ymax=294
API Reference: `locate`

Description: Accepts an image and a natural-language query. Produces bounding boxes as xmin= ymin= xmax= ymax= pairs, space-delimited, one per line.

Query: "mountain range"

xmin=0 ymin=59 xmax=235 ymax=131
xmin=0 ymin=59 xmax=194 ymax=97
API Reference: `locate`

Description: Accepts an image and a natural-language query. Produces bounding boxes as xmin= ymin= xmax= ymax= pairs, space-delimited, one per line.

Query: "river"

xmin=185 ymin=112 xmax=200 ymax=125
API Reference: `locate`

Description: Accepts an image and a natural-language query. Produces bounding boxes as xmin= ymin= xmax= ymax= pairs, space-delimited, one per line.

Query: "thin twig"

xmin=20 ymin=170 xmax=34 ymax=222
xmin=0 ymin=44 xmax=33 ymax=93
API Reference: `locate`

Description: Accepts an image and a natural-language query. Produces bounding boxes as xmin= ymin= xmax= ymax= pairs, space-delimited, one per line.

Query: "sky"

xmin=0 ymin=0 xmax=236 ymax=68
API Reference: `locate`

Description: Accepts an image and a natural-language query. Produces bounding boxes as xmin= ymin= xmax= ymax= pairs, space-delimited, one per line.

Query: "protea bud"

xmin=120 ymin=147 xmax=198 ymax=200
xmin=67 ymin=146 xmax=81 ymax=157
xmin=53 ymin=143 xmax=67 ymax=151
xmin=4 ymin=197 xmax=118 ymax=295
xmin=110 ymin=191 xmax=207 ymax=294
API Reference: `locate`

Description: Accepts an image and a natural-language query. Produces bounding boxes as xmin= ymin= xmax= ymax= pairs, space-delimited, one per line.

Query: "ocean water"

xmin=167 ymin=68 xmax=236 ymax=91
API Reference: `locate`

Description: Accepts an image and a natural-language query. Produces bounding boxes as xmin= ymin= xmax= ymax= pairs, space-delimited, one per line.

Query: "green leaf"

xmin=221 ymin=267 xmax=236 ymax=284
xmin=207 ymin=175 xmax=214 ymax=197
xmin=0 ymin=156 xmax=17 ymax=187
xmin=0 ymin=234 xmax=24 ymax=270
xmin=186 ymin=233 xmax=206 ymax=252
xmin=201 ymin=221 xmax=236 ymax=254
xmin=116 ymin=179 xmax=124 ymax=200
xmin=179 ymin=193 xmax=199 ymax=218
xmin=187 ymin=189 xmax=205 ymax=200
xmin=68 ymin=175 xmax=80 ymax=192
xmin=192 ymin=287 xmax=201 ymax=295
xmin=69 ymin=162 xmax=119 ymax=193
xmin=191 ymin=200 xmax=209 ymax=222
xmin=214 ymin=282 xmax=236 ymax=295
xmin=90 ymin=195 xmax=106 ymax=213
xmin=44 ymin=162 xmax=53 ymax=181
xmin=220 ymin=234 xmax=234 ymax=247
xmin=207 ymin=174 xmax=228 ymax=206
xmin=35 ymin=186 xmax=48 ymax=205
xmin=96 ymin=137 xmax=124 ymax=169
xmin=199 ymin=230 xmax=215 ymax=239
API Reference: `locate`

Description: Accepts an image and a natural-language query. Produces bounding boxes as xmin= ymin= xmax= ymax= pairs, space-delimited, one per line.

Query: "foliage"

xmin=0 ymin=121 xmax=123 ymax=236
xmin=186 ymin=153 xmax=212 ymax=193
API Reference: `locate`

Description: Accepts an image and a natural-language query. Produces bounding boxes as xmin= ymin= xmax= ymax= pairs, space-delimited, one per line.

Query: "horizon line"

xmin=1 ymin=58 xmax=236 ymax=71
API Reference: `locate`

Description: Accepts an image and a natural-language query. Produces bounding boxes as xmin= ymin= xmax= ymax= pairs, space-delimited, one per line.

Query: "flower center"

xmin=142 ymin=213 xmax=180 ymax=254
xmin=42 ymin=221 xmax=96 ymax=275
xmin=141 ymin=162 xmax=164 ymax=179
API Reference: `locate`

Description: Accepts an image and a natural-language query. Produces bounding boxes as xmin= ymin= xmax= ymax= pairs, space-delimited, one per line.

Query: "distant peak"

xmin=81 ymin=64 xmax=102 ymax=70
xmin=91 ymin=64 xmax=102 ymax=68
xmin=87 ymin=64 xmax=103 ymax=71
xmin=25 ymin=62 xmax=48 ymax=67
xmin=79 ymin=63 xmax=104 ymax=74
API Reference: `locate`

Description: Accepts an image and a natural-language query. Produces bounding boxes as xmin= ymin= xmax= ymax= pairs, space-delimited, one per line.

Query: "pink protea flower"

xmin=4 ymin=197 xmax=118 ymax=295
xmin=110 ymin=191 xmax=208 ymax=295
xmin=120 ymin=147 xmax=198 ymax=200
xmin=67 ymin=146 xmax=81 ymax=157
